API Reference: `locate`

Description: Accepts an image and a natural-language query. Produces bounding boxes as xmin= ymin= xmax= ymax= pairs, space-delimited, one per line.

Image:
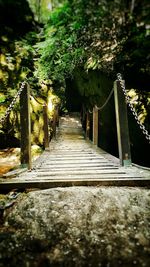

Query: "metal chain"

xmin=117 ymin=73 xmax=150 ymax=143
xmin=96 ymin=87 xmax=114 ymax=110
xmin=0 ymin=81 xmax=26 ymax=126
xmin=88 ymin=87 xmax=114 ymax=114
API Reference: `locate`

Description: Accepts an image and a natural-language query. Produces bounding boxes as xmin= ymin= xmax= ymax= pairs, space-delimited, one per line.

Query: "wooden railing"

xmin=83 ymin=78 xmax=132 ymax=167
xmin=20 ymin=83 xmax=59 ymax=170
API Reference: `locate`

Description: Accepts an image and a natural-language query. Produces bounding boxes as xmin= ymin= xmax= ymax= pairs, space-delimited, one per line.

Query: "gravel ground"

xmin=0 ymin=186 xmax=150 ymax=267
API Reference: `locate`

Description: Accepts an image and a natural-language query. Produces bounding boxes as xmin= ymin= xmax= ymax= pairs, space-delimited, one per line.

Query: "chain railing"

xmin=0 ymin=80 xmax=60 ymax=170
xmin=117 ymin=73 xmax=150 ymax=143
xmin=88 ymin=87 xmax=114 ymax=114
xmin=95 ymin=87 xmax=114 ymax=110
xmin=0 ymin=80 xmax=26 ymax=126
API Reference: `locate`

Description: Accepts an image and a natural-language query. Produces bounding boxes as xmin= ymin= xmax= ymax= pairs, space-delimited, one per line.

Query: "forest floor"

xmin=0 ymin=148 xmax=20 ymax=176
xmin=0 ymin=145 xmax=43 ymax=176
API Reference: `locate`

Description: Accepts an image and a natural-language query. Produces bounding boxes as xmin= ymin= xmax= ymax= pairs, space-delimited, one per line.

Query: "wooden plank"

xmin=0 ymin=178 xmax=150 ymax=192
xmin=9 ymin=171 xmax=143 ymax=179
xmin=44 ymin=160 xmax=108 ymax=164
xmin=114 ymin=80 xmax=131 ymax=166
xmin=36 ymin=170 xmax=126 ymax=175
xmin=36 ymin=166 xmax=119 ymax=171
xmin=43 ymin=156 xmax=105 ymax=160
xmin=42 ymin=153 xmax=102 ymax=157
xmin=46 ymin=152 xmax=96 ymax=155
xmin=20 ymin=83 xmax=31 ymax=170
xmin=34 ymin=174 xmax=143 ymax=179
xmin=47 ymin=151 xmax=95 ymax=155
xmin=39 ymin=163 xmax=117 ymax=168
xmin=40 ymin=158 xmax=108 ymax=163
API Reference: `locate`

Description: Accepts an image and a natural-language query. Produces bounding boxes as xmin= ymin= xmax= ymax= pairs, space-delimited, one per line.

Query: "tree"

xmin=27 ymin=0 xmax=64 ymax=23
xmin=36 ymin=0 xmax=150 ymax=84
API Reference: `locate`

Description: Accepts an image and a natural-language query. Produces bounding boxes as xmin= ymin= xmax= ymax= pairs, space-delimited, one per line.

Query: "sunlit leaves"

xmin=0 ymin=93 xmax=5 ymax=104
xmin=36 ymin=0 xmax=150 ymax=85
xmin=127 ymin=89 xmax=150 ymax=125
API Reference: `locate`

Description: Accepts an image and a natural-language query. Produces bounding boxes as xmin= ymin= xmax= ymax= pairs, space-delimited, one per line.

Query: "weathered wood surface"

xmin=114 ymin=80 xmax=131 ymax=166
xmin=0 ymin=113 xmax=150 ymax=191
xmin=43 ymin=104 xmax=49 ymax=149
xmin=20 ymin=83 xmax=31 ymax=169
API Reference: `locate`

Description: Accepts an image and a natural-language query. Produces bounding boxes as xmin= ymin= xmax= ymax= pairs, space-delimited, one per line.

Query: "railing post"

xmin=93 ymin=105 xmax=98 ymax=146
xmin=86 ymin=111 xmax=90 ymax=140
xmin=55 ymin=105 xmax=59 ymax=127
xmin=20 ymin=83 xmax=31 ymax=169
xmin=114 ymin=80 xmax=131 ymax=166
xmin=43 ymin=103 xmax=49 ymax=149
xmin=52 ymin=108 xmax=57 ymax=139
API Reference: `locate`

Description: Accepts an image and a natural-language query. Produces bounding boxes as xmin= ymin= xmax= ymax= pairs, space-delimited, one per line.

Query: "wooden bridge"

xmin=1 ymin=113 xmax=150 ymax=191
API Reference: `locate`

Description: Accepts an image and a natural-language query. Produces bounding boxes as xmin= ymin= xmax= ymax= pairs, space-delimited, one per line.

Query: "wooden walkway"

xmin=0 ymin=113 xmax=150 ymax=191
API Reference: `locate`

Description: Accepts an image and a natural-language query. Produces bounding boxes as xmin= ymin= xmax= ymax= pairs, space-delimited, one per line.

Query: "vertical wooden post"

xmin=86 ymin=111 xmax=90 ymax=140
xmin=93 ymin=106 xmax=98 ymax=146
xmin=20 ymin=83 xmax=31 ymax=169
xmin=81 ymin=104 xmax=85 ymax=128
xmin=43 ymin=104 xmax=49 ymax=149
xmin=55 ymin=105 xmax=59 ymax=126
xmin=53 ymin=109 xmax=57 ymax=139
xmin=114 ymin=80 xmax=131 ymax=166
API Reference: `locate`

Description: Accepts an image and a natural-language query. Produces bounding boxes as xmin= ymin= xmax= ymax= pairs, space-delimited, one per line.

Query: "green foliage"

xmin=28 ymin=0 xmax=64 ymax=23
xmin=0 ymin=0 xmax=39 ymax=138
xmin=36 ymin=0 xmax=150 ymax=83
xmin=127 ymin=89 xmax=150 ymax=128
xmin=0 ymin=0 xmax=149 ymax=148
xmin=0 ymin=0 xmax=37 ymax=103
xmin=36 ymin=2 xmax=85 ymax=81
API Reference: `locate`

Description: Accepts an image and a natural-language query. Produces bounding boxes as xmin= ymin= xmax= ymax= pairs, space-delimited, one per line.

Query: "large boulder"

xmin=0 ymin=187 xmax=150 ymax=267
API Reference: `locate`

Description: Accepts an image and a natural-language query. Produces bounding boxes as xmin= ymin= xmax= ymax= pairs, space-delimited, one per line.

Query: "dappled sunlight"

xmin=48 ymin=100 xmax=53 ymax=114
xmin=39 ymin=116 xmax=44 ymax=127
xmin=33 ymin=121 xmax=40 ymax=137
xmin=31 ymin=112 xmax=36 ymax=121
xmin=31 ymin=108 xmax=45 ymax=145
xmin=38 ymin=129 xmax=44 ymax=144
xmin=29 ymin=90 xmax=60 ymax=145
xmin=127 ymin=89 xmax=150 ymax=124
xmin=47 ymin=90 xmax=60 ymax=117
xmin=0 ymin=54 xmax=7 ymax=66
xmin=20 ymin=72 xmax=26 ymax=79
xmin=30 ymin=96 xmax=43 ymax=113
xmin=0 ymin=103 xmax=6 ymax=117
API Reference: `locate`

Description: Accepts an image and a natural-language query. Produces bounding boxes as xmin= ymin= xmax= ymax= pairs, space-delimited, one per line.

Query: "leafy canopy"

xmin=36 ymin=0 xmax=150 ymax=82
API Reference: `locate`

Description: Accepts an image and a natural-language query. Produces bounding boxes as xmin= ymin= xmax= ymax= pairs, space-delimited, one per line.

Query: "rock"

xmin=0 ymin=187 xmax=150 ymax=267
